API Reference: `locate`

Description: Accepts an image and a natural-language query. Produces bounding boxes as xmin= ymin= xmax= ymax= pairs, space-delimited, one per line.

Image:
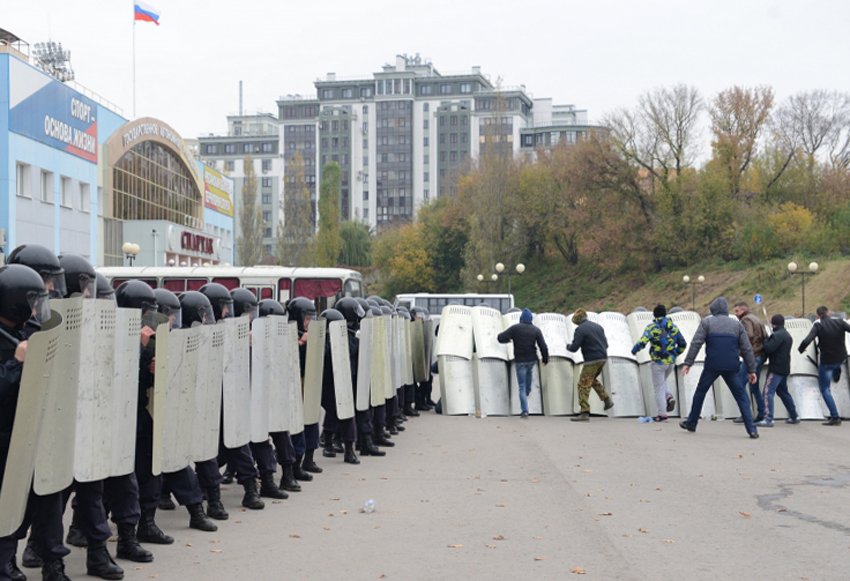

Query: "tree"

xmin=372 ymin=223 xmax=434 ymax=296
xmin=315 ymin=162 xmax=342 ymax=267
xmin=236 ymin=154 xmax=264 ymax=266
xmin=277 ymin=151 xmax=314 ymax=266
xmin=418 ymin=197 xmax=468 ymax=292
xmin=339 ymin=221 xmax=372 ymax=266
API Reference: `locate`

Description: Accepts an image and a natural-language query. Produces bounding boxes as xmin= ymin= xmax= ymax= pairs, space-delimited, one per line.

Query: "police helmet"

xmin=154 ymin=288 xmax=183 ymax=330
xmin=335 ymin=297 xmax=365 ymax=327
xmin=380 ymin=306 xmax=393 ymax=316
xmin=231 ymin=288 xmax=260 ymax=321
xmin=115 ymin=280 xmax=156 ymax=312
xmin=396 ymin=306 xmax=411 ymax=321
xmin=0 ymin=264 xmax=50 ymax=328
xmin=365 ymin=298 xmax=380 ymax=310
xmin=199 ymin=283 xmax=235 ymax=321
xmin=287 ymin=296 xmax=317 ymax=333
xmin=367 ymin=295 xmax=388 ymax=308
xmin=320 ymin=308 xmax=345 ymax=322
xmin=58 ymin=254 xmax=96 ymax=298
xmin=95 ymin=273 xmax=115 ymax=300
xmin=258 ymin=299 xmax=286 ymax=318
xmin=367 ymin=306 xmax=383 ymax=318
xmin=410 ymin=306 xmax=430 ymax=321
xmin=8 ymin=244 xmax=66 ymax=299
xmin=179 ymin=291 xmax=215 ymax=328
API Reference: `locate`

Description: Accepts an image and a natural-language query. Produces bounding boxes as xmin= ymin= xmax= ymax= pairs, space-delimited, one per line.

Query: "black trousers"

xmin=23 ymin=491 xmax=69 ymax=561
xmin=250 ymin=441 xmax=277 ymax=476
xmin=102 ymin=473 xmax=141 ymax=525
xmin=291 ymin=423 xmax=319 ymax=456
xmin=64 ymin=480 xmax=111 ymax=544
xmin=270 ymin=431 xmax=296 ymax=465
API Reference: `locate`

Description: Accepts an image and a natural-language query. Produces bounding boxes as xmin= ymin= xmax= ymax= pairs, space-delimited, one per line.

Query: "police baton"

xmin=0 ymin=327 xmax=20 ymax=346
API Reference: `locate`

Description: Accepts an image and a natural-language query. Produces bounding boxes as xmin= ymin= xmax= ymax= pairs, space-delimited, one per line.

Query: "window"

xmin=262 ymin=142 xmax=274 ymax=153
xmin=460 ymin=83 xmax=472 ymax=93
xmin=363 ymin=190 xmax=369 ymax=200
xmin=440 ymin=84 xmax=451 ymax=94
xmin=243 ymin=143 xmax=253 ymax=153
xmin=376 ymin=81 xmax=384 ymax=95
xmin=332 ymin=120 xmax=339 ymax=131
xmin=342 ymin=88 xmax=353 ymax=99
xmin=40 ymin=170 xmax=53 ymax=203
xmin=60 ymin=176 xmax=72 ymax=207
xmin=224 ymin=143 xmax=236 ymax=154
xmin=403 ymin=79 xmax=411 ymax=94
xmin=205 ymin=144 xmax=218 ymax=154
xmin=264 ymin=227 xmax=272 ymax=237
xmin=15 ymin=163 xmax=30 ymax=198
xmin=262 ymin=177 xmax=273 ymax=188
xmin=423 ymin=119 xmax=429 ymax=129
xmin=423 ymin=137 xmax=429 ymax=146
xmin=262 ymin=159 xmax=272 ymax=172
xmin=423 ymin=154 xmax=429 ymax=164
xmin=420 ymin=85 xmax=432 ymax=96
xmin=450 ymin=133 xmax=458 ymax=144
xmin=79 ymin=182 xmax=90 ymax=212
xmin=322 ymin=89 xmax=333 ymax=99
xmin=225 ymin=160 xmax=234 ymax=171
xmin=262 ymin=193 xmax=271 ymax=204
xmin=262 ymin=210 xmax=272 ymax=222
xmin=423 ymin=102 xmax=430 ymax=112
xmin=451 ymin=115 xmax=458 ymax=126
xmin=360 ymin=87 xmax=372 ymax=98
xmin=424 ymin=171 xmax=429 ymax=183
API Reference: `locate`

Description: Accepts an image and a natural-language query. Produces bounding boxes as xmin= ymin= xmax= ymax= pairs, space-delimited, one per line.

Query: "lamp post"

xmin=495 ymin=262 xmax=526 ymax=295
xmin=682 ymin=274 xmax=705 ymax=311
xmin=788 ymin=261 xmax=818 ymax=317
xmin=122 ymin=242 xmax=140 ymax=266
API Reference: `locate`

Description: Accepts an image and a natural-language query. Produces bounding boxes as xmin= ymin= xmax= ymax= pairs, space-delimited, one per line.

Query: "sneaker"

xmin=652 ymin=415 xmax=668 ymax=422
xmin=785 ymin=417 xmax=801 ymax=425
xmin=748 ymin=431 xmax=760 ymax=439
xmin=520 ymin=411 xmax=529 ymax=419
xmin=822 ymin=417 xmax=842 ymax=426
xmin=603 ymin=398 xmax=615 ymax=411
xmin=570 ymin=413 xmax=590 ymax=422
xmin=756 ymin=419 xmax=774 ymax=428
xmin=666 ymin=397 xmax=676 ymax=413
xmin=678 ymin=420 xmax=695 ymax=432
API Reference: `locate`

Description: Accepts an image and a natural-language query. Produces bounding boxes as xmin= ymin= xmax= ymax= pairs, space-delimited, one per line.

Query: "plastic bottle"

xmin=363 ymin=499 xmax=375 ymax=513
xmin=637 ymin=416 xmax=653 ymax=423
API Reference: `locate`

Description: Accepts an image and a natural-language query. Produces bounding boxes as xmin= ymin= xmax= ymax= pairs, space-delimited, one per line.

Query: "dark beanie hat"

xmin=653 ymin=304 xmax=667 ymax=318
xmin=771 ymin=314 xmax=785 ymax=327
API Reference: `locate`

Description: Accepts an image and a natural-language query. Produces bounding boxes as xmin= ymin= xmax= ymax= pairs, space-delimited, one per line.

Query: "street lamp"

xmin=122 ymin=242 xmax=140 ymax=266
xmin=682 ymin=274 xmax=705 ymax=311
xmin=788 ymin=261 xmax=818 ymax=317
xmin=495 ymin=262 xmax=526 ymax=295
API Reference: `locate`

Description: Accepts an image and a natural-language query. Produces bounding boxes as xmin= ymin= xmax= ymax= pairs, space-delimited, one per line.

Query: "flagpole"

xmin=132 ymin=12 xmax=136 ymax=119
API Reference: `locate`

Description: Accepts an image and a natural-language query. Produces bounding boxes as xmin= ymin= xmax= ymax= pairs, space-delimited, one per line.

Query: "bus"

xmin=394 ymin=293 xmax=515 ymax=317
xmin=98 ymin=265 xmax=364 ymax=310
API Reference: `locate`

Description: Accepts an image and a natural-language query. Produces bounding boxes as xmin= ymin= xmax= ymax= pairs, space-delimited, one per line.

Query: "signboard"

xmin=204 ymin=165 xmax=235 ymax=217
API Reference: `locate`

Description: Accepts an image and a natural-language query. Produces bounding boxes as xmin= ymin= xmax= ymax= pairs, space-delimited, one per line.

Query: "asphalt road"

xmin=37 ymin=413 xmax=850 ymax=581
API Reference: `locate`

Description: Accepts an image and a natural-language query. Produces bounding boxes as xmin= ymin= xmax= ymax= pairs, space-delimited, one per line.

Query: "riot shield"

xmin=250 ymin=317 xmax=272 ymax=443
xmin=302 ymin=318 xmax=327 ymax=425
xmin=436 ymin=305 xmax=473 ymax=360
xmin=540 ymin=358 xmax=573 ymax=416
xmin=670 ymin=311 xmax=704 ymax=365
xmin=356 ymin=318 xmax=373 ymax=412
xmin=535 ymin=313 xmax=569 ymax=359
xmin=785 ymin=318 xmax=826 ymax=419
xmin=282 ymin=321 xmax=304 ymax=435
xmin=501 ymin=311 xmax=521 ymax=360
xmin=424 ymin=319 xmax=436 ymax=370
xmin=402 ymin=319 xmax=415 ymax=386
xmin=329 ymin=320 xmax=355 ymax=420
xmin=192 ymin=324 xmax=224 ymax=462
xmin=267 ymin=316 xmax=293 ymax=433
xmin=472 ymin=306 xmax=509 ymax=361
xmin=384 ymin=315 xmax=395 ymax=398
xmin=370 ymin=316 xmax=388 ymax=407
xmin=472 ymin=355 xmax=510 ymax=415
xmin=411 ymin=319 xmax=427 ymax=383
xmin=390 ymin=316 xmax=403 ymax=390
xmin=599 ymin=313 xmax=645 ymax=417
xmin=626 ymin=311 xmax=660 ymax=415
xmin=74 ymin=300 xmax=117 ymax=482
xmin=33 ymin=298 xmax=82 ymax=495
xmin=511 ymin=361 xmax=545 ymax=415
xmin=110 ymin=308 xmax=141 ymax=477
xmin=222 ymin=317 xmax=251 ymax=448
xmin=0 ymin=314 xmax=63 ymax=536
xmin=159 ymin=327 xmax=201 ymax=473
xmin=437 ymin=355 xmax=475 ymax=415
xmin=151 ymin=323 xmax=169 ymax=475
xmin=676 ymin=362 xmax=716 ymax=420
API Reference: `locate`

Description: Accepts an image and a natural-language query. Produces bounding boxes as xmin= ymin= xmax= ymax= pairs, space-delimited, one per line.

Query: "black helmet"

xmin=115 ymin=280 xmax=156 ymax=311
xmin=380 ymin=306 xmax=393 ymax=316
xmin=410 ymin=306 xmax=430 ymax=321
xmin=335 ymin=297 xmax=365 ymax=327
xmin=95 ymin=273 xmax=115 ymax=300
xmin=367 ymin=306 xmax=382 ymax=318
xmin=8 ymin=244 xmax=66 ymax=298
xmin=58 ymin=254 xmax=96 ymax=298
xmin=365 ymin=298 xmax=380 ymax=309
xmin=367 ymin=295 xmax=388 ymax=308
xmin=320 ymin=308 xmax=345 ymax=322
xmin=199 ymin=283 xmax=234 ymax=320
xmin=154 ymin=288 xmax=182 ymax=330
xmin=0 ymin=264 xmax=50 ymax=328
xmin=396 ymin=306 xmax=411 ymax=321
xmin=287 ymin=296 xmax=317 ymax=333
xmin=231 ymin=288 xmax=259 ymax=320
xmin=258 ymin=299 xmax=286 ymax=318
xmin=179 ymin=291 xmax=215 ymax=327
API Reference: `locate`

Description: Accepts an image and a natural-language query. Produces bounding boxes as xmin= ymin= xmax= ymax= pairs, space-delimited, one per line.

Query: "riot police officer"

xmin=319 ymin=308 xmax=359 ymax=464
xmin=287 ymin=297 xmax=323 ymax=479
xmin=411 ymin=307 xmax=435 ymax=411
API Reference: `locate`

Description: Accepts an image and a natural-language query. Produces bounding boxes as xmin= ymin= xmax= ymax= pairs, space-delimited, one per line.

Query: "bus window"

xmin=343 ymin=278 xmax=362 ymax=298
xmin=293 ymin=278 xmax=342 ymax=300
xmin=259 ymin=287 xmax=273 ymax=300
xmin=163 ymin=279 xmax=184 ymax=292
xmin=113 ymin=278 xmax=157 ymax=289
xmin=213 ymin=277 xmax=240 ymax=290
xmin=278 ymin=278 xmax=292 ymax=303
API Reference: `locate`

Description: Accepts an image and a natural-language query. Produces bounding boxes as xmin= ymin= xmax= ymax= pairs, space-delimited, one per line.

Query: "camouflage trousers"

xmin=577 ymin=360 xmax=609 ymax=413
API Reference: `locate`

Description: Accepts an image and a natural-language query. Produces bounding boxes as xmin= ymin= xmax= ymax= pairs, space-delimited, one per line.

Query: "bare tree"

xmin=236 ymin=155 xmax=264 ymax=266
xmin=277 ymin=151 xmax=314 ymax=266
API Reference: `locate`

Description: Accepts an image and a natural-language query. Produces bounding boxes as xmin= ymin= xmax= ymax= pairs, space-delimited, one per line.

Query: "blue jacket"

xmin=684 ymin=297 xmax=756 ymax=372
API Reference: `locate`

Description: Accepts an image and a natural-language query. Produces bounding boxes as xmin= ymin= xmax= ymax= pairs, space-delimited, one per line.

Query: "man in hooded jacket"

xmin=497 ymin=308 xmax=549 ymax=418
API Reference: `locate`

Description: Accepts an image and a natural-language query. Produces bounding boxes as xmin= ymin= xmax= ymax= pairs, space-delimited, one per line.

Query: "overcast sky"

xmin=6 ymin=0 xmax=850 ymax=141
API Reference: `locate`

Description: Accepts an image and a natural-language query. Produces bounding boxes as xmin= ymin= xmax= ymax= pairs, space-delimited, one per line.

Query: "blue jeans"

xmin=738 ymin=355 xmax=765 ymax=418
xmin=817 ymin=362 xmax=842 ymax=419
xmin=762 ymin=373 xmax=798 ymax=422
xmin=515 ymin=361 xmax=535 ymax=414
xmin=687 ymin=368 xmax=755 ymax=433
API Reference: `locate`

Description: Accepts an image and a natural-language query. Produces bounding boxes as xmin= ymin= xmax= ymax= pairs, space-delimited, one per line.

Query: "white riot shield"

xmin=223 ymin=317 xmax=251 ymax=448
xmin=412 ymin=320 xmax=427 ymax=383
xmin=160 ymin=327 xmax=201 ymax=473
xmin=436 ymin=305 xmax=474 ymax=360
xmin=627 ymin=311 xmax=664 ymax=415
xmin=33 ymin=298 xmax=82 ymax=495
xmin=110 ymin=308 xmax=141 ymax=477
xmin=670 ymin=312 xmax=705 ymax=365
xmin=501 ymin=312 xmax=521 ymax=360
xmin=282 ymin=322 xmax=304 ymax=434
xmin=267 ymin=317 xmax=293 ymax=433
xmin=403 ymin=319 xmax=415 ymax=386
xmin=302 ymin=319 xmax=326 ymax=425
xmin=626 ymin=311 xmax=654 ymax=365
xmin=472 ymin=355 xmax=510 ymax=416
xmin=602 ymin=357 xmax=646 ymax=417
xmin=438 ymin=355 xmax=475 ymax=415
xmin=192 ymin=325 xmax=224 ymax=462
xmin=0 ymin=315 xmax=62 ymax=536
xmin=564 ymin=317 xmax=584 ymax=365
xmin=540 ymin=358 xmax=573 ymax=415
xmin=74 ymin=300 xmax=117 ymax=482
xmin=784 ymin=318 xmax=826 ymax=419
xmin=329 ymin=320 xmax=355 ymax=420
xmin=356 ymin=318 xmax=373 ymax=412
xmin=424 ymin=319 xmax=436 ymax=369
xmin=472 ymin=306 xmax=509 ymax=361
xmin=370 ymin=317 xmax=388 ymax=407
xmin=391 ymin=316 xmax=403 ymax=390
xmin=151 ymin=323 xmax=169 ymax=475
xmin=384 ymin=316 xmax=395 ymax=398
xmin=676 ymin=363 xmax=716 ymax=420
xmin=535 ymin=313 xmax=569 ymax=359
xmin=250 ymin=318 xmax=272 ymax=443
xmin=511 ymin=361 xmax=544 ymax=415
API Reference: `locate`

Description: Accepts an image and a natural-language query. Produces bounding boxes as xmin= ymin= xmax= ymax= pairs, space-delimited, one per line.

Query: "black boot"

xmin=86 ymin=541 xmax=124 ymax=580
xmin=221 ymin=468 xmax=234 ymax=485
xmin=373 ymin=431 xmax=395 ymax=447
xmin=280 ymin=463 xmax=302 ymax=491
xmin=403 ymin=403 xmax=420 ymax=417
xmin=259 ymin=472 xmax=287 ymax=499
xmin=387 ymin=423 xmax=399 ymax=435
xmin=65 ymin=511 xmax=87 ymax=547
xmin=205 ymin=485 xmax=229 ymax=520
xmin=360 ymin=434 xmax=386 ymax=457
xmin=115 ymin=522 xmax=153 ymax=563
xmin=241 ymin=478 xmax=265 ymax=510
xmin=187 ymin=503 xmax=218 ymax=532
xmin=332 ymin=433 xmax=344 ymax=453
xmin=41 ymin=559 xmax=71 ymax=581
xmin=21 ymin=537 xmax=42 ymax=568
xmin=302 ymin=450 xmax=323 ymax=474
xmin=158 ymin=493 xmax=176 ymax=511
xmin=322 ymin=431 xmax=336 ymax=458
xmin=293 ymin=455 xmax=313 ymax=481
xmin=136 ymin=508 xmax=174 ymax=545
xmin=343 ymin=441 xmax=360 ymax=464
xmin=6 ymin=555 xmax=25 ymax=581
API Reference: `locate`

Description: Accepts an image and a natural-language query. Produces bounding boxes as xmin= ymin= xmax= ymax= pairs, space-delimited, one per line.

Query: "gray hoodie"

xmin=684 ymin=297 xmax=755 ymax=372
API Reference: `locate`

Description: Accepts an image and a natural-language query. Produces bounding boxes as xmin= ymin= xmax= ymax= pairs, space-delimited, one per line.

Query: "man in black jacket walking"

xmin=567 ymin=309 xmax=614 ymax=422
xmin=759 ymin=314 xmax=799 ymax=427
xmin=497 ymin=309 xmax=548 ymax=418
xmin=797 ymin=306 xmax=850 ymax=426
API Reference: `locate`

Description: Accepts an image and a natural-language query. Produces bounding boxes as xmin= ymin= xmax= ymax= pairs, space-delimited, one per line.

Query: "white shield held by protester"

xmin=329 ymin=319 xmax=355 ymax=420
xmin=472 ymin=306 xmax=509 ymax=361
xmin=539 ymin=358 xmax=572 ymax=415
xmin=501 ymin=311 xmax=521 ymax=360
xmin=356 ymin=318 xmax=373 ymax=412
xmin=510 ymin=361 xmax=544 ymax=415
xmin=676 ymin=362 xmax=716 ymax=420
xmin=222 ymin=317 xmax=251 ymax=448
xmin=472 ymin=355 xmax=510 ymax=416
xmin=74 ymin=300 xmax=117 ymax=482
xmin=784 ymin=318 xmax=823 ymax=419
xmin=0 ymin=313 xmax=63 ymax=536
xmin=267 ymin=316 xmax=294 ymax=433
xmin=250 ymin=317 xmax=272 ymax=443
xmin=412 ymin=319 xmax=427 ymax=383
xmin=535 ymin=313 xmax=569 ymax=359
xmin=192 ymin=324 xmax=224 ymax=462
xmin=160 ymin=326 xmax=201 ymax=473
xmin=370 ymin=316 xmax=388 ymax=407
xmin=627 ymin=311 xmax=664 ymax=415
xmin=33 ymin=298 xmax=82 ymax=495
xmin=302 ymin=318 xmax=327 ymax=425
xmin=437 ymin=355 xmax=475 ymax=415
xmin=436 ymin=305 xmax=474 ymax=360
xmin=110 ymin=308 xmax=141 ymax=477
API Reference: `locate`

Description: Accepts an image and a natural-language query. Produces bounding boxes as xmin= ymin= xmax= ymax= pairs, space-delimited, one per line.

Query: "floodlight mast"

xmin=33 ymin=40 xmax=75 ymax=83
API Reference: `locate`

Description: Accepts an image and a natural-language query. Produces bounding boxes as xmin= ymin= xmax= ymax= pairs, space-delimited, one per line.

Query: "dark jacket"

xmin=798 ymin=316 xmax=850 ymax=364
xmin=497 ymin=322 xmax=549 ymax=364
xmin=0 ymin=323 xmax=26 ymax=494
xmin=567 ymin=320 xmax=608 ymax=363
xmin=763 ymin=327 xmax=792 ymax=376
xmin=739 ymin=312 xmax=767 ymax=357
xmin=684 ymin=297 xmax=755 ymax=372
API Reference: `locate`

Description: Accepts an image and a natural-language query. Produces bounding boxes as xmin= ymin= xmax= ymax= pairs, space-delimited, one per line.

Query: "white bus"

xmin=394 ymin=293 xmax=515 ymax=316
xmin=98 ymin=265 xmax=364 ymax=309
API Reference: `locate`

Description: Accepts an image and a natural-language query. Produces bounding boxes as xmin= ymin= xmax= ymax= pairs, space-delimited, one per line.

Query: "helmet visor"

xmin=159 ymin=305 xmax=182 ymax=330
xmin=29 ymin=289 xmax=51 ymax=324
xmin=219 ymin=299 xmax=235 ymax=319
xmin=43 ymin=272 xmax=67 ymax=299
xmin=243 ymin=305 xmax=259 ymax=321
xmin=198 ymin=304 xmax=215 ymax=326
xmin=78 ymin=273 xmax=96 ymax=299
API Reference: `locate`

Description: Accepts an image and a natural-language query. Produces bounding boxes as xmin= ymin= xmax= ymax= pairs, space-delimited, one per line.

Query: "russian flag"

xmin=134 ymin=2 xmax=161 ymax=25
